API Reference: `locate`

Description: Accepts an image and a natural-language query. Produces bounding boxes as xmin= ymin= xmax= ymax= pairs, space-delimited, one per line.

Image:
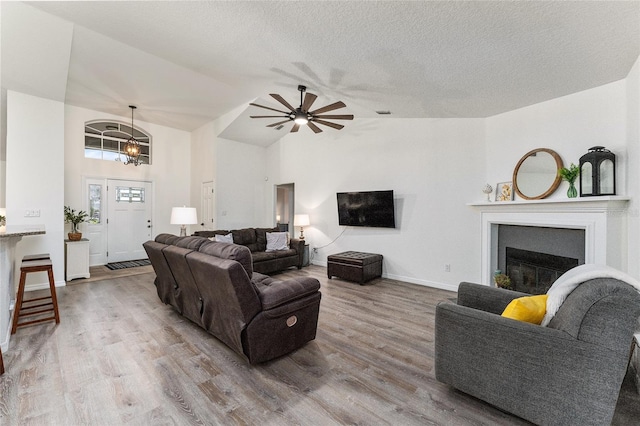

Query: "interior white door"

xmin=107 ymin=179 xmax=152 ymax=263
xmin=84 ymin=177 xmax=107 ymax=266
xmin=201 ymin=181 xmax=215 ymax=230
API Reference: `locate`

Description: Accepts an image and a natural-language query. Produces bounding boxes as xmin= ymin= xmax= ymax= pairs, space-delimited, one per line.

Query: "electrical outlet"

xmin=313 ymin=247 xmax=318 ymax=254
xmin=444 ymin=264 xmax=451 ymax=272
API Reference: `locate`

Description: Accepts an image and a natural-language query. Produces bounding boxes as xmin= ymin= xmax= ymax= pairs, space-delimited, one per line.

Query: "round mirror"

xmin=512 ymin=148 xmax=563 ymax=200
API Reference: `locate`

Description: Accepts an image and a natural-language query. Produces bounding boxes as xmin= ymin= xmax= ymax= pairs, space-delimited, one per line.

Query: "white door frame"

xmin=82 ymin=176 xmax=154 ymax=265
xmin=201 ymin=181 xmax=215 ymax=230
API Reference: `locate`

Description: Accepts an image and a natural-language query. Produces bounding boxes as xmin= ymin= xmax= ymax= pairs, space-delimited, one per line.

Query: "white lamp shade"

xmin=294 ymin=214 xmax=310 ymax=227
xmin=170 ymin=207 xmax=198 ymax=225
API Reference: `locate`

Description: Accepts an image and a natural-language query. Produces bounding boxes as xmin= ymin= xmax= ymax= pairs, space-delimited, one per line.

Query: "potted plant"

xmin=64 ymin=206 xmax=89 ymax=241
xmin=494 ymin=273 xmax=512 ymax=290
xmin=559 ymin=163 xmax=580 ymax=198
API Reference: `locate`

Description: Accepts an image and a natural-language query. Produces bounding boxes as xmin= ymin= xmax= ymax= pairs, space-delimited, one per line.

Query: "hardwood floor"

xmin=1 ymin=265 xmax=638 ymax=425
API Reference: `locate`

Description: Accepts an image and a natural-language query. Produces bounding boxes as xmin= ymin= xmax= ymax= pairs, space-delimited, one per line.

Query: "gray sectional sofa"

xmin=143 ymin=234 xmax=321 ymax=364
xmin=193 ymin=227 xmax=303 ymax=275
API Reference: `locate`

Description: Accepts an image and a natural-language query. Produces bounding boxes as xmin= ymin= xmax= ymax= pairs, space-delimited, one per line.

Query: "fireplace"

xmin=472 ymin=197 xmax=629 ymax=286
xmin=505 ymin=247 xmax=579 ymax=294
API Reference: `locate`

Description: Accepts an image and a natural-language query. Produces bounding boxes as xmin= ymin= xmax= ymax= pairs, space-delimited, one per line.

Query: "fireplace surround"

xmin=470 ymin=196 xmax=630 ymax=286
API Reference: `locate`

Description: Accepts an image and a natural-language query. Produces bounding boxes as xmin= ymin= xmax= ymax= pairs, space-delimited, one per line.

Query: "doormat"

xmin=105 ymin=259 xmax=151 ymax=270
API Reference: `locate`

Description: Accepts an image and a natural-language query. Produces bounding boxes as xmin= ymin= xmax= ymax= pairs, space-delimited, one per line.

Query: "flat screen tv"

xmin=337 ymin=190 xmax=395 ymax=228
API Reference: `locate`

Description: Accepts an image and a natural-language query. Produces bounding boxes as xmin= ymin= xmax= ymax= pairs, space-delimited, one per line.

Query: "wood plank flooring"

xmin=1 ymin=265 xmax=638 ymax=425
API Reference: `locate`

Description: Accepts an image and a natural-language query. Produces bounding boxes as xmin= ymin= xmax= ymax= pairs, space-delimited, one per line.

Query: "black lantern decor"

xmin=579 ymin=146 xmax=616 ymax=196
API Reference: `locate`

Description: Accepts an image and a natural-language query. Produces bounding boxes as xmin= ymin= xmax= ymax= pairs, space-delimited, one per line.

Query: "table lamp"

xmin=294 ymin=214 xmax=310 ymax=240
xmin=170 ymin=207 xmax=198 ymax=236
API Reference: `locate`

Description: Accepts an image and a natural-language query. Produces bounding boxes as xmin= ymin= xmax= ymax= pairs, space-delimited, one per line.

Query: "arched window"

xmin=84 ymin=120 xmax=152 ymax=165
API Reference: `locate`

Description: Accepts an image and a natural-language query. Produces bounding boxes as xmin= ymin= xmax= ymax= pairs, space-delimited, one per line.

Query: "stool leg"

xmin=0 ymin=347 xmax=4 ymax=375
xmin=11 ymin=271 xmax=27 ymax=334
xmin=47 ymin=267 xmax=60 ymax=324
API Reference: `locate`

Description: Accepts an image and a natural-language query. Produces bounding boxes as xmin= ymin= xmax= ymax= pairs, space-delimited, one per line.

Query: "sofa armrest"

xmin=289 ymin=238 xmax=305 ymax=267
xmin=457 ymin=281 xmax=530 ymax=315
xmin=255 ymin=276 xmax=320 ymax=310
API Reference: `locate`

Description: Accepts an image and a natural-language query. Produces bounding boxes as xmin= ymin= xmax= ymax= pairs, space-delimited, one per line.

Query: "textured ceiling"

xmin=2 ymin=1 xmax=639 ymax=143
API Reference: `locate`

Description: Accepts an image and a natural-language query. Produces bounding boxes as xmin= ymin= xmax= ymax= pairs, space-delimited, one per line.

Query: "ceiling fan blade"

xmin=249 ymin=103 xmax=290 ymax=115
xmin=307 ymin=121 xmax=323 ymax=134
xmin=313 ymin=119 xmax=344 ymax=130
xmin=266 ymin=119 xmax=292 ymax=128
xmin=290 ymin=123 xmax=300 ymax=133
xmin=314 ymin=114 xmax=354 ymax=120
xmin=301 ymin=93 xmax=317 ymax=112
xmin=250 ymin=115 xmax=288 ymax=118
xmin=309 ymin=101 xmax=346 ymax=115
xmin=270 ymin=94 xmax=296 ymax=112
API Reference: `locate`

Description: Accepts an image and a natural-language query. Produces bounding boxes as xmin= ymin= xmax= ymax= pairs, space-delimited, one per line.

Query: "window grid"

xmin=84 ymin=121 xmax=152 ymax=165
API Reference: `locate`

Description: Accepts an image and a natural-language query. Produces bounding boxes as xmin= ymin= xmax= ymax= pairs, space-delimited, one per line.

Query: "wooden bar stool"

xmin=11 ymin=257 xmax=60 ymax=334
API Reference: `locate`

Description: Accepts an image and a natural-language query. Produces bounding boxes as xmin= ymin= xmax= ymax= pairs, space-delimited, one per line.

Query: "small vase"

xmin=567 ymin=182 xmax=578 ymax=198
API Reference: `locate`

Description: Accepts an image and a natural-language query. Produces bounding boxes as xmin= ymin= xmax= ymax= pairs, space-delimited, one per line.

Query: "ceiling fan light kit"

xmin=250 ymin=85 xmax=353 ymax=133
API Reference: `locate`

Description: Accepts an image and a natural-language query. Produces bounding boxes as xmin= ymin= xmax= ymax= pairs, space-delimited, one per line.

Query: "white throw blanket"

xmin=541 ymin=264 xmax=640 ymax=326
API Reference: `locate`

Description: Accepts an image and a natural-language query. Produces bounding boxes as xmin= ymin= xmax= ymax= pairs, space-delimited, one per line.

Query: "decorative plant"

xmin=494 ymin=273 xmax=512 ymax=290
xmin=558 ymin=163 xmax=580 ymax=184
xmin=558 ymin=163 xmax=580 ymax=198
xmin=0 ymin=215 xmax=5 ymax=226
xmin=64 ymin=206 xmax=89 ymax=234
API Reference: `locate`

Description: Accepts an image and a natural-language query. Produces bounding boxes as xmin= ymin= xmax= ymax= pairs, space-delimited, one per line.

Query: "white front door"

xmin=107 ymin=179 xmax=153 ymax=263
xmin=201 ymin=181 xmax=215 ymax=230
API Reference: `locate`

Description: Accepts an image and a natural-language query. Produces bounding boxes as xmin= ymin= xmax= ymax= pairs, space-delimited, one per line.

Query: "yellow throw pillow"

xmin=501 ymin=295 xmax=548 ymax=325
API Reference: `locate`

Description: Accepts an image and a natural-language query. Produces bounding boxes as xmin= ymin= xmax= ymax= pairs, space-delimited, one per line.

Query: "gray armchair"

xmin=435 ymin=279 xmax=640 ymax=426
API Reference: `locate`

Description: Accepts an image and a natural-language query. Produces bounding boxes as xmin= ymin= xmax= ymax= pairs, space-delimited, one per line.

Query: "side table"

xmin=65 ymin=239 xmax=90 ymax=281
xmin=302 ymin=244 xmax=310 ymax=267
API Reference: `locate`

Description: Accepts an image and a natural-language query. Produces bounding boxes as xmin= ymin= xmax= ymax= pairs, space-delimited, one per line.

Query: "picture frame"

xmin=495 ymin=181 xmax=514 ymax=202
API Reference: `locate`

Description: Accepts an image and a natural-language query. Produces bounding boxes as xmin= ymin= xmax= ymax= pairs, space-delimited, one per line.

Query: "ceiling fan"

xmin=249 ymin=85 xmax=353 ymax=133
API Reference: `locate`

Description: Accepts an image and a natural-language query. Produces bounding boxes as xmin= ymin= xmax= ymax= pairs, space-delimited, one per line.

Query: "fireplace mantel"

xmin=469 ymin=196 xmax=630 ymax=286
xmin=468 ymin=195 xmax=630 ymax=210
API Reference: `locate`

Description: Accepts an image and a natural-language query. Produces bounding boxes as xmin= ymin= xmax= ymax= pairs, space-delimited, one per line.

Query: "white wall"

xmin=626 ymin=57 xmax=640 ymax=278
xmin=200 ymin=75 xmax=635 ymax=290
xmin=6 ymin=91 xmax=65 ymax=287
xmin=265 ymin=118 xmax=485 ymax=291
xmin=216 ymin=138 xmax=269 ymax=230
xmin=190 ymin=103 xmax=271 ymax=232
xmin=485 ymin=81 xmax=627 ymax=200
xmin=64 ymin=104 xmax=192 ymax=239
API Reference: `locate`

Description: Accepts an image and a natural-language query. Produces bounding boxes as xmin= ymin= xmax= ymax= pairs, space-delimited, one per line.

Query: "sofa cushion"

xmin=256 ymin=227 xmax=279 ymax=252
xmin=230 ymin=228 xmax=258 ymax=251
xmin=251 ymin=249 xmax=297 ymax=263
xmin=198 ymin=240 xmax=253 ymax=278
xmin=213 ymin=233 xmax=234 ymax=243
xmin=155 ymin=233 xmax=181 ymax=245
xmin=251 ymin=275 xmax=321 ymax=310
xmin=266 ymin=232 xmax=288 ymax=251
xmin=174 ymin=236 xmax=208 ymax=250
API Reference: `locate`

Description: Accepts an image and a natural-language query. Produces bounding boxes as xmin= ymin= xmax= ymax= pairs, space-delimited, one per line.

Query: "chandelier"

xmin=124 ymin=105 xmax=141 ymax=166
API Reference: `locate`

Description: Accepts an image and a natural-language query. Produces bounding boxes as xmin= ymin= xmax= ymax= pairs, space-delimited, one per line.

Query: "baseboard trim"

xmin=25 ymin=280 xmax=66 ymax=292
xmin=310 ymin=260 xmax=459 ymax=292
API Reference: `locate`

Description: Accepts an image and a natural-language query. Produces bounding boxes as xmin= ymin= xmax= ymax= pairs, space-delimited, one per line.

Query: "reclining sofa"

xmin=193 ymin=228 xmax=303 ymax=275
xmin=143 ymin=234 xmax=321 ymax=364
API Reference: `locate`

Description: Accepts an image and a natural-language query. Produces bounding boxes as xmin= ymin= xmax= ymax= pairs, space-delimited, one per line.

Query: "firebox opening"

xmin=506 ymin=247 xmax=579 ymax=294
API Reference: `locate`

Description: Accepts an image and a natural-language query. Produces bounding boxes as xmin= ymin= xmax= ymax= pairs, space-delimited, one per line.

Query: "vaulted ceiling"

xmin=2 ymin=1 xmax=639 ymax=146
